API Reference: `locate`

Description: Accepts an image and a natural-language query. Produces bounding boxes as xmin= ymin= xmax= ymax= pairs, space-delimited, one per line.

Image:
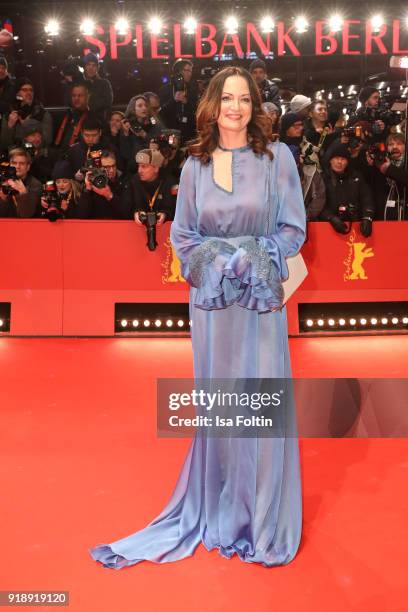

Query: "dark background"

xmin=1 ymin=0 xmax=407 ymax=108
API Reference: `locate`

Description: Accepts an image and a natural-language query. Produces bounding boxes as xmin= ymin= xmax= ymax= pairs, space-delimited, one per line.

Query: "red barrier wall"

xmin=0 ymin=219 xmax=407 ymax=336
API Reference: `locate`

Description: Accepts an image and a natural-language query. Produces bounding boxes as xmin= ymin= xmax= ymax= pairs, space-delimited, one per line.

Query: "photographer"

xmin=348 ymin=86 xmax=398 ymax=144
xmin=0 ymin=147 xmax=41 ymax=218
xmin=22 ymin=119 xmax=58 ymax=184
xmin=66 ymin=116 xmax=113 ymax=178
xmin=249 ymin=59 xmax=281 ymax=110
xmin=320 ymin=142 xmax=375 ymax=237
xmin=366 ymin=133 xmax=408 ymax=220
xmin=40 ymin=161 xmax=81 ymax=220
xmin=159 ymin=59 xmax=198 ymax=144
xmin=120 ymin=94 xmax=161 ymax=170
xmin=54 ymin=83 xmax=89 ymax=153
xmin=0 ymin=78 xmax=53 ymax=150
xmin=76 ymin=150 xmax=131 ymax=219
xmin=150 ymin=129 xmax=184 ymax=182
xmin=82 ymin=52 xmax=113 ymax=121
xmin=127 ymin=148 xmax=176 ymax=231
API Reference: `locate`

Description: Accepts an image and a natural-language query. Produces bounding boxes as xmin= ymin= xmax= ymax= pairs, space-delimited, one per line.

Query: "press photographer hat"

xmin=290 ymin=94 xmax=312 ymax=113
xmin=83 ymin=52 xmax=99 ymax=65
xmin=135 ymin=149 xmax=164 ymax=168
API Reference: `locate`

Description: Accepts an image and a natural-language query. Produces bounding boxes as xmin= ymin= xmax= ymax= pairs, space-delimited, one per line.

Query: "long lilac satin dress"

xmin=89 ymin=141 xmax=306 ymax=568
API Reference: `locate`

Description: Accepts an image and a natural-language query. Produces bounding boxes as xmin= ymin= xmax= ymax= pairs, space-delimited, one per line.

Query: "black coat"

xmin=124 ymin=173 xmax=176 ymax=221
xmin=158 ymin=81 xmax=198 ymax=143
xmin=321 ymin=167 xmax=375 ymax=222
xmin=75 ymin=173 xmax=132 ymax=219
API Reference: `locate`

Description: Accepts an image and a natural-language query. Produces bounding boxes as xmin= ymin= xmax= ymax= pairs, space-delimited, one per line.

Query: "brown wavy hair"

xmin=188 ymin=66 xmax=274 ymax=163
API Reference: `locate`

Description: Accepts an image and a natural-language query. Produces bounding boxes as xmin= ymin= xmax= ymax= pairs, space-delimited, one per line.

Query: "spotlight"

xmin=44 ymin=19 xmax=60 ymax=36
xmin=260 ymin=16 xmax=275 ymax=33
xmin=166 ymin=319 xmax=174 ymax=327
xmin=349 ymin=318 xmax=356 ymax=326
xmin=339 ymin=318 xmax=346 ymax=326
xmin=360 ymin=318 xmax=367 ymax=325
xmin=184 ymin=17 xmax=197 ymax=34
xmin=120 ymin=319 xmax=128 ymax=328
xmin=371 ymin=14 xmax=384 ymax=33
xmin=381 ymin=317 xmax=388 ymax=325
xmin=370 ymin=317 xmax=378 ymax=325
xmin=148 ymin=17 xmax=163 ymax=35
xmin=306 ymin=319 xmax=314 ymax=327
xmin=177 ymin=319 xmax=184 ymax=327
xmin=143 ymin=319 xmax=151 ymax=327
xmin=115 ymin=17 xmax=129 ymax=35
xmin=328 ymin=14 xmax=344 ymax=32
xmin=294 ymin=16 xmax=308 ymax=33
xmin=225 ymin=16 xmax=239 ymax=35
xmin=328 ymin=319 xmax=335 ymax=326
xmin=0 ymin=319 xmax=3 ymax=327
xmin=155 ymin=319 xmax=162 ymax=327
xmin=403 ymin=317 xmax=408 ymax=324
xmin=132 ymin=319 xmax=139 ymax=328
xmin=392 ymin=317 xmax=399 ymax=325
xmin=80 ymin=18 xmax=95 ymax=36
xmin=317 ymin=319 xmax=324 ymax=327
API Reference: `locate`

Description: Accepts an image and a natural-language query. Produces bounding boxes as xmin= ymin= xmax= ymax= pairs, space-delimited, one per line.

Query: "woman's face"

xmin=311 ymin=103 xmax=327 ymax=123
xmin=134 ymin=98 xmax=148 ymax=120
xmin=55 ymin=178 xmax=71 ymax=193
xmin=110 ymin=113 xmax=123 ymax=133
xmin=217 ymin=76 xmax=252 ymax=135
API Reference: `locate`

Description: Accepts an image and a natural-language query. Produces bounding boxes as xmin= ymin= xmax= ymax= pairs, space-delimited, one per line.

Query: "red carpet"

xmin=1 ymin=336 xmax=407 ymax=611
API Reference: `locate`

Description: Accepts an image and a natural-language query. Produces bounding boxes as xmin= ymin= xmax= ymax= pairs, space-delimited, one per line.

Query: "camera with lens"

xmin=11 ymin=95 xmax=31 ymax=120
xmin=150 ymin=130 xmax=181 ymax=157
xmin=0 ymin=160 xmax=18 ymax=195
xmin=82 ymin=149 xmax=108 ymax=189
xmin=342 ymin=125 xmax=363 ymax=140
xmin=42 ymin=181 xmax=64 ymax=222
xmin=172 ymin=73 xmax=186 ymax=95
xmin=367 ymin=142 xmax=388 ymax=165
xmin=337 ymin=202 xmax=359 ymax=221
xmin=358 ymin=103 xmax=401 ymax=129
xmin=138 ymin=210 xmax=158 ymax=251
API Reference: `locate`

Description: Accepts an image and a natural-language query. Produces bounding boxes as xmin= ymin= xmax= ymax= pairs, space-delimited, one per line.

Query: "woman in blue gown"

xmin=89 ymin=67 xmax=306 ymax=569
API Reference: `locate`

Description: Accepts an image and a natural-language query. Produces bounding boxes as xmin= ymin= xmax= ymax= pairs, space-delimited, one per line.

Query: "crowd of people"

xmin=0 ymin=52 xmax=406 ymax=236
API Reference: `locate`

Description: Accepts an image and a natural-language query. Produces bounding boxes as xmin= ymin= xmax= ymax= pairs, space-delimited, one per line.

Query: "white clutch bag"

xmin=282 ymin=252 xmax=308 ymax=304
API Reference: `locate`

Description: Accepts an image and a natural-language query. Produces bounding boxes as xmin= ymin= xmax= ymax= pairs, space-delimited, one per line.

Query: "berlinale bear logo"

xmin=343 ymin=229 xmax=374 ymax=281
xmin=161 ymin=237 xmax=186 ymax=284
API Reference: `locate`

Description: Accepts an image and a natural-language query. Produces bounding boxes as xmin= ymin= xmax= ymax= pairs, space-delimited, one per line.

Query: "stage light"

xmin=328 ymin=319 xmax=335 ymax=326
xmin=132 ymin=319 xmax=139 ymax=327
xmin=328 ymin=14 xmax=344 ymax=32
xmin=177 ymin=319 xmax=184 ymax=327
xmin=294 ymin=16 xmax=308 ymax=33
xmin=381 ymin=317 xmax=388 ymax=325
xmin=115 ymin=17 xmax=129 ymax=35
xmin=371 ymin=317 xmax=378 ymax=325
xmin=155 ymin=319 xmax=162 ymax=327
xmin=349 ymin=318 xmax=356 ymax=326
xmin=143 ymin=319 xmax=151 ymax=327
xmin=306 ymin=319 xmax=313 ymax=327
xmin=392 ymin=317 xmax=399 ymax=324
xmin=317 ymin=319 xmax=324 ymax=327
xmin=260 ymin=16 xmax=275 ymax=33
xmin=148 ymin=17 xmax=163 ymax=35
xmin=166 ymin=319 xmax=174 ymax=327
xmin=360 ymin=318 xmax=367 ymax=325
xmin=403 ymin=317 xmax=408 ymax=324
xmin=120 ymin=319 xmax=128 ymax=328
xmin=184 ymin=17 xmax=197 ymax=34
xmin=371 ymin=14 xmax=384 ymax=33
xmin=44 ymin=19 xmax=60 ymax=36
xmin=0 ymin=319 xmax=3 ymax=327
xmin=80 ymin=18 xmax=95 ymax=36
xmin=225 ymin=16 xmax=239 ymax=35
xmin=338 ymin=318 xmax=346 ymax=326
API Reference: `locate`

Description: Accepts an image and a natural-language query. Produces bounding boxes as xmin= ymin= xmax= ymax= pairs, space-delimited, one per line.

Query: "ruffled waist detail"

xmin=191 ymin=237 xmax=284 ymax=314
